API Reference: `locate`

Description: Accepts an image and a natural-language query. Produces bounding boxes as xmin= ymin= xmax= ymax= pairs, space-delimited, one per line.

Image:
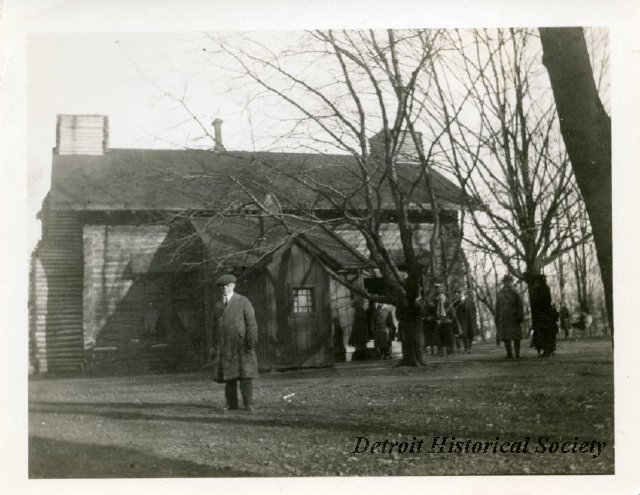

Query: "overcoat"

xmin=212 ymin=293 xmax=259 ymax=383
xmin=373 ymin=304 xmax=396 ymax=349
xmin=452 ymin=297 xmax=478 ymax=339
xmin=494 ymin=287 xmax=524 ymax=343
xmin=419 ymin=299 xmax=440 ymax=347
xmin=529 ymin=279 xmax=558 ymax=352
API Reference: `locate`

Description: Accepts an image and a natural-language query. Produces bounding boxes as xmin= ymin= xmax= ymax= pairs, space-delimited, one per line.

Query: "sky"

xmin=28 ymin=32 xmax=255 ymax=248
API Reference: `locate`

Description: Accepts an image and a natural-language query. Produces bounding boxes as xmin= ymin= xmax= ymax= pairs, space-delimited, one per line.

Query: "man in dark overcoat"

xmin=210 ymin=274 xmax=259 ymax=412
xmin=495 ymin=274 xmax=524 ymax=359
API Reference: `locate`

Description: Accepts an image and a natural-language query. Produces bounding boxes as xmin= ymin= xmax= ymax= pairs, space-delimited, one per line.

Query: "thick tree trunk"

xmin=539 ymin=27 xmax=613 ymax=341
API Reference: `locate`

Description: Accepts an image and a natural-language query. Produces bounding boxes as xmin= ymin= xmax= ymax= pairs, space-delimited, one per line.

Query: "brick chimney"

xmin=55 ymin=114 xmax=109 ymax=155
xmin=212 ymin=118 xmax=225 ymax=152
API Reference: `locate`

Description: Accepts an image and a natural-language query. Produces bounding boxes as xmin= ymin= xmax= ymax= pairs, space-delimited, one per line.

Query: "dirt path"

xmin=29 ymin=339 xmax=613 ymax=477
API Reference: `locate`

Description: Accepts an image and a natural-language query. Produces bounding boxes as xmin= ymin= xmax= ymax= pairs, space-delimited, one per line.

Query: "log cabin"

xmin=30 ymin=115 xmax=468 ymax=374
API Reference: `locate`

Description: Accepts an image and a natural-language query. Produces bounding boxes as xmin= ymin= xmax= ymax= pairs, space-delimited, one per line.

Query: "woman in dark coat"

xmin=529 ymin=275 xmax=558 ymax=357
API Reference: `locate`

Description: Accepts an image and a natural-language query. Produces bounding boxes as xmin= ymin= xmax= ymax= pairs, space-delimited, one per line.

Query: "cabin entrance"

xmin=136 ymin=270 xmax=205 ymax=370
xmin=283 ymin=244 xmax=332 ymax=368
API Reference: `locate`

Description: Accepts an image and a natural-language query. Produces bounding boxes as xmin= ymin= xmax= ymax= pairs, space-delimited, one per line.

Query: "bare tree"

xmin=163 ymin=29 xmax=475 ymax=367
xmin=427 ymin=28 xmax=590 ymax=329
xmin=538 ymin=27 xmax=612 ymax=338
xmin=465 ymin=248 xmax=501 ymax=341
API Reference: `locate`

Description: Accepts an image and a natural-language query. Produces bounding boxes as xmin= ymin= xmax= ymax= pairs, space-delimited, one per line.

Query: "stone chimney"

xmin=55 ymin=114 xmax=109 ymax=155
xmin=212 ymin=118 xmax=225 ymax=152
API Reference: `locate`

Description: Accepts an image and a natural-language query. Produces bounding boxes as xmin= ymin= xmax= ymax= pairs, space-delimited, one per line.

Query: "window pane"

xmin=293 ymin=288 xmax=314 ymax=313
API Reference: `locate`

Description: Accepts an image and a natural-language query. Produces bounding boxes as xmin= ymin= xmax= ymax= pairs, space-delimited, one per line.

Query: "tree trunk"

xmin=539 ymin=27 xmax=613 ymax=341
xmin=396 ymin=305 xmax=427 ymax=366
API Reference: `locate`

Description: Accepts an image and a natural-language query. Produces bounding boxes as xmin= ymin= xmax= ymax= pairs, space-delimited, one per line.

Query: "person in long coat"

xmin=452 ymin=288 xmax=479 ymax=353
xmin=210 ymin=274 xmax=259 ymax=412
xmin=495 ymin=274 xmax=524 ymax=359
xmin=372 ymin=303 xmax=397 ymax=359
xmin=434 ymin=284 xmax=455 ymax=357
xmin=418 ymin=294 xmax=439 ymax=355
xmin=529 ymin=274 xmax=558 ymax=357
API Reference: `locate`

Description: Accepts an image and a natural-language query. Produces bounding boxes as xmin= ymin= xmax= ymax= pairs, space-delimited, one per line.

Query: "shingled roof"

xmin=190 ymin=215 xmax=373 ymax=273
xmin=46 ymin=148 xmax=470 ymax=212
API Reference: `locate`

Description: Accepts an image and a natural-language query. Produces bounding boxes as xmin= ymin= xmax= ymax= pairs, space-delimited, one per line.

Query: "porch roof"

xmin=189 ymin=215 xmax=374 ymax=274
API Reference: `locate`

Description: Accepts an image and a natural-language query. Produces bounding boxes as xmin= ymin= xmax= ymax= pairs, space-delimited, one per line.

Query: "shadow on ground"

xmin=29 ymin=436 xmax=258 ymax=478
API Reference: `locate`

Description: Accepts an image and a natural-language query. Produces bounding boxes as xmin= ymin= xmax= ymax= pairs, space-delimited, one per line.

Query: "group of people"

xmin=418 ymin=285 xmax=479 ymax=358
xmin=207 ymin=270 xmax=575 ymax=413
xmin=368 ymin=284 xmax=481 ymax=360
xmin=372 ymin=273 xmax=567 ymax=362
xmin=495 ymin=273 xmax=559 ymax=359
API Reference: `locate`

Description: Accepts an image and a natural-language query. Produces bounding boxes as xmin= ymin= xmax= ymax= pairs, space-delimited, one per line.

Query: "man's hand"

xmin=208 ymin=347 xmax=216 ymax=360
xmin=244 ymin=339 xmax=255 ymax=352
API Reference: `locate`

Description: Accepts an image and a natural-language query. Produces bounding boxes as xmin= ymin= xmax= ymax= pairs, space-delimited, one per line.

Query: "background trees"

xmin=151 ymin=27 xmax=610 ymax=356
xmin=419 ymin=28 xmax=596 ymax=331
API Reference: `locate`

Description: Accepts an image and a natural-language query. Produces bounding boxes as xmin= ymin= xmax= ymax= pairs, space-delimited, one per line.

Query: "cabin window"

xmin=292 ymin=288 xmax=315 ymax=313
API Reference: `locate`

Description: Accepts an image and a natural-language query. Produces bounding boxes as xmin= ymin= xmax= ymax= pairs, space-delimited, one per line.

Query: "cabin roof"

xmin=47 ymin=148 xmax=473 ymax=212
xmin=189 ymin=215 xmax=374 ymax=273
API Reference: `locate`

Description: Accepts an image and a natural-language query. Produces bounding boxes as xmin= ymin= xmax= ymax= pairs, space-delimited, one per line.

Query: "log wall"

xmin=32 ymin=212 xmax=84 ymax=372
xmin=83 ymin=224 xmax=169 ymax=349
xmin=32 ymin=217 xmax=208 ymax=374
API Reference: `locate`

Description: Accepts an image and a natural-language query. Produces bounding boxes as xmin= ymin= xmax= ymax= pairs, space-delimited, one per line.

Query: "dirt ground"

xmin=28 ymin=338 xmax=613 ymax=477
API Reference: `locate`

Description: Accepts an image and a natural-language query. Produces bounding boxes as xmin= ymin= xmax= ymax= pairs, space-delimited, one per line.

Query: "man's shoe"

xmin=223 ymin=405 xmax=239 ymax=413
xmin=245 ymin=405 xmax=255 ymax=414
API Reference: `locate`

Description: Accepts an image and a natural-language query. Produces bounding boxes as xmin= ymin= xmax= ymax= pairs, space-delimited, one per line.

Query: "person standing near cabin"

xmin=418 ymin=293 xmax=439 ymax=356
xmin=373 ymin=302 xmax=397 ymax=360
xmin=452 ymin=287 xmax=478 ymax=354
xmin=495 ymin=274 xmax=524 ymax=359
xmin=210 ymin=274 xmax=259 ymax=412
xmin=435 ymin=284 xmax=454 ymax=357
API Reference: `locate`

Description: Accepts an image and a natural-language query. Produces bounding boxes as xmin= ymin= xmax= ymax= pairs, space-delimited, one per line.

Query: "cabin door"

xmin=283 ymin=244 xmax=332 ymax=368
xmin=288 ymin=286 xmax=321 ymax=366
